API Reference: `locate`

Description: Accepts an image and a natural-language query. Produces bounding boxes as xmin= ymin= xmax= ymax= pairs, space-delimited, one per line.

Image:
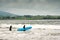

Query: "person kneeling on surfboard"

xmin=23 ymin=25 xmax=25 ymax=31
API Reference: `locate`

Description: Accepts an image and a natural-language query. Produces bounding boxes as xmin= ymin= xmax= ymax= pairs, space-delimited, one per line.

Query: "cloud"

xmin=0 ymin=0 xmax=60 ymax=15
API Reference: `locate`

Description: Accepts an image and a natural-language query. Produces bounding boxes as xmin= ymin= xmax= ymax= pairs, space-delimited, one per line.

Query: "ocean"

xmin=0 ymin=20 xmax=60 ymax=40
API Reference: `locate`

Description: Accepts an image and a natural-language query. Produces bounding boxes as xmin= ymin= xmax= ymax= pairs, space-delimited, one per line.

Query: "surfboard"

xmin=17 ymin=26 xmax=32 ymax=31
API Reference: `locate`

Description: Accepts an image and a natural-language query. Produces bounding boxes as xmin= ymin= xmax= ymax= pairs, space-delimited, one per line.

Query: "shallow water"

xmin=0 ymin=20 xmax=60 ymax=25
xmin=0 ymin=20 xmax=60 ymax=40
xmin=0 ymin=27 xmax=60 ymax=40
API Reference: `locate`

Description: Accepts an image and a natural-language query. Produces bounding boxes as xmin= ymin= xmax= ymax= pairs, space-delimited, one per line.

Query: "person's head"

xmin=10 ymin=25 xmax=12 ymax=27
xmin=24 ymin=25 xmax=25 ymax=26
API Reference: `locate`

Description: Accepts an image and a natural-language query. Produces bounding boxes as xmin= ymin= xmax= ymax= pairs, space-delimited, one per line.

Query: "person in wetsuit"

xmin=9 ymin=25 xmax=12 ymax=31
xmin=23 ymin=25 xmax=25 ymax=31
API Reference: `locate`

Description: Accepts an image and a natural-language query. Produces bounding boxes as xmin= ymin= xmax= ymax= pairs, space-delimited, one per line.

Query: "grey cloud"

xmin=0 ymin=0 xmax=60 ymax=15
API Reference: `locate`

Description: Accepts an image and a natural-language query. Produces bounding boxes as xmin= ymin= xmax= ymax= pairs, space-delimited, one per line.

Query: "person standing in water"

xmin=23 ymin=25 xmax=25 ymax=31
xmin=9 ymin=25 xmax=12 ymax=31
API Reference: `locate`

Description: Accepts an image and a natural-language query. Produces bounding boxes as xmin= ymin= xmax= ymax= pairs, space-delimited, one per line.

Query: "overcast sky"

xmin=0 ymin=0 xmax=60 ymax=15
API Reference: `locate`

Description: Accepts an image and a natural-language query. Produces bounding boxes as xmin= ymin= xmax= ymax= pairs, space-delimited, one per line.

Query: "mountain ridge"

xmin=0 ymin=11 xmax=18 ymax=17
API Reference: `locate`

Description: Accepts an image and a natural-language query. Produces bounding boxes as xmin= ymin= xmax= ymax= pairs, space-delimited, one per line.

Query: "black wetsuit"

xmin=23 ymin=25 xmax=25 ymax=31
xmin=9 ymin=26 xmax=12 ymax=31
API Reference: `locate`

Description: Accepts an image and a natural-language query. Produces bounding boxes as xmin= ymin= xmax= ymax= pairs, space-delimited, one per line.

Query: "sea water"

xmin=0 ymin=20 xmax=60 ymax=40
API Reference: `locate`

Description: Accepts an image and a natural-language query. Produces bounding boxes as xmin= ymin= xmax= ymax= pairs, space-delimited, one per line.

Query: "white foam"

xmin=0 ymin=24 xmax=60 ymax=29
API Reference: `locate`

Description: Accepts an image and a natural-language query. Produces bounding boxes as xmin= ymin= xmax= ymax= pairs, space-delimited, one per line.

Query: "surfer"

xmin=23 ymin=25 xmax=25 ymax=31
xmin=9 ymin=25 xmax=12 ymax=31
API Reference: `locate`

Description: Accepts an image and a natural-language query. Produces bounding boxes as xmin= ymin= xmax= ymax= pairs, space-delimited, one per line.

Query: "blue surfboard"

xmin=17 ymin=26 xmax=32 ymax=31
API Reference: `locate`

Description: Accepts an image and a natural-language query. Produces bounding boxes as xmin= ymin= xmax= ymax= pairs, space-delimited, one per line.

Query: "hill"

xmin=0 ymin=11 xmax=17 ymax=17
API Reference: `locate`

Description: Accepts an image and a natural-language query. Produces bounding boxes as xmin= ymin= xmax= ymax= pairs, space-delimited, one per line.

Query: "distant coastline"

xmin=0 ymin=15 xmax=60 ymax=20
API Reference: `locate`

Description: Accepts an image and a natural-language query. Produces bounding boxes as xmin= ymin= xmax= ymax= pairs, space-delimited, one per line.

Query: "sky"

xmin=0 ymin=0 xmax=60 ymax=15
